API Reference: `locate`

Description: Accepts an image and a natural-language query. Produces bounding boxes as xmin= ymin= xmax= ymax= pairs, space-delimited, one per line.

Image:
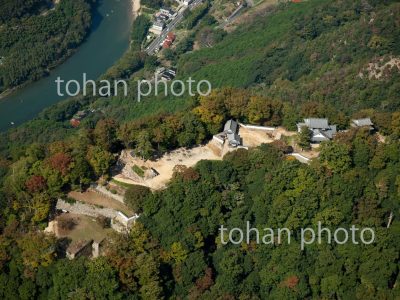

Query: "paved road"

xmin=146 ymin=0 xmax=203 ymax=55
xmin=218 ymin=1 xmax=253 ymax=29
xmin=289 ymin=153 xmax=311 ymax=164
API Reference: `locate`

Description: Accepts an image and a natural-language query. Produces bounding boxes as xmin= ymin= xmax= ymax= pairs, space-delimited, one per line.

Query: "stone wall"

xmin=56 ymin=199 xmax=117 ymax=219
xmin=91 ymin=184 xmax=125 ymax=203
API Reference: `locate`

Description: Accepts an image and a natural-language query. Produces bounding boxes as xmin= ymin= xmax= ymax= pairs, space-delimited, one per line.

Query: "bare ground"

xmin=113 ymin=125 xmax=301 ymax=190
xmin=68 ymin=190 xmax=133 ymax=216
xmin=239 ymin=127 xmax=275 ymax=147
xmin=51 ymin=213 xmax=111 ymax=242
xmin=114 ymin=142 xmax=226 ymax=190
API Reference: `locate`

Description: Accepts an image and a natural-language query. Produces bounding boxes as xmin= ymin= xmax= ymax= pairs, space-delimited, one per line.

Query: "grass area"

xmin=56 ymin=213 xmax=111 ymax=242
xmin=254 ymin=0 xmax=274 ymax=7
xmin=111 ymin=179 xmax=135 ymax=189
xmin=211 ymin=0 xmax=238 ymax=21
xmin=132 ymin=164 xmax=145 ymax=177
xmin=281 ymin=134 xmax=297 ymax=147
xmin=141 ymin=6 xmax=157 ymax=15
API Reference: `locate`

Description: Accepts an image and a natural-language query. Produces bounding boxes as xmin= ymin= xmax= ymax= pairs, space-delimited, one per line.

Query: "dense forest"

xmin=2 ymin=0 xmax=400 ymax=151
xmin=0 ymin=0 xmax=399 ymax=298
xmin=0 ymin=130 xmax=399 ymax=298
xmin=0 ymin=0 xmax=95 ymax=93
xmin=179 ymin=0 xmax=400 ymax=112
xmin=0 ymin=0 xmax=49 ymax=22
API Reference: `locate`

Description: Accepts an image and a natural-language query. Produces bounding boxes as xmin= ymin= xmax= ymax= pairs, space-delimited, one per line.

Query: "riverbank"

xmin=0 ymin=49 xmax=77 ymax=101
xmin=0 ymin=87 xmax=17 ymax=100
xmin=0 ymin=0 xmax=133 ymax=131
xmin=132 ymin=0 xmax=141 ymax=17
xmin=0 ymin=0 xmax=94 ymax=101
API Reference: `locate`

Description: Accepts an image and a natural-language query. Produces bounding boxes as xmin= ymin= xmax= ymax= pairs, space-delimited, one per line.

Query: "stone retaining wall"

xmin=239 ymin=123 xmax=276 ymax=131
xmin=56 ymin=199 xmax=118 ymax=219
xmin=91 ymin=184 xmax=125 ymax=203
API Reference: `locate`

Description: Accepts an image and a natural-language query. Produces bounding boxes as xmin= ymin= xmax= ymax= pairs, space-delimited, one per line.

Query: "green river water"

xmin=0 ymin=0 xmax=132 ymax=131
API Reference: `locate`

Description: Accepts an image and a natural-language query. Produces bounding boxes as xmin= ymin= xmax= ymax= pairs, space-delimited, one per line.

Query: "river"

xmin=0 ymin=0 xmax=133 ymax=131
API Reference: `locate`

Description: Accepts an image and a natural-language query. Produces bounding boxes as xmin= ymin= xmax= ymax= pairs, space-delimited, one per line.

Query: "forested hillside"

xmin=179 ymin=0 xmax=400 ymax=112
xmin=2 ymin=0 xmax=400 ymax=151
xmin=0 ymin=0 xmax=399 ymax=299
xmin=0 ymin=0 xmax=49 ymax=22
xmin=0 ymin=133 xmax=399 ymax=298
xmin=0 ymin=0 xmax=95 ymax=93
xmin=140 ymin=135 xmax=400 ymax=299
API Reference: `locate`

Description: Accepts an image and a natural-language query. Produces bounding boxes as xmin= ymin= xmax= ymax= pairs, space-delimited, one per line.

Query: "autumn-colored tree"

xmin=196 ymin=267 xmax=214 ymax=291
xmin=280 ymin=275 xmax=300 ymax=289
xmin=17 ymin=232 xmax=56 ymax=278
xmin=124 ymin=185 xmax=151 ymax=214
xmin=247 ymin=96 xmax=283 ymax=126
xmin=134 ymin=131 xmax=154 ymax=160
xmin=193 ymin=89 xmax=227 ymax=133
xmin=173 ymin=165 xmax=200 ymax=182
xmin=188 ymin=267 xmax=214 ymax=299
xmin=319 ymin=141 xmax=352 ymax=173
xmin=169 ymin=242 xmax=188 ymax=263
xmin=372 ymin=112 xmax=392 ymax=135
xmin=47 ymin=152 xmax=72 ymax=176
xmin=29 ymin=192 xmax=51 ymax=223
xmin=25 ymin=175 xmax=47 ymax=194
xmin=106 ymin=222 xmax=162 ymax=295
xmin=223 ymin=88 xmax=249 ymax=120
xmin=152 ymin=126 xmax=166 ymax=152
xmin=93 ymin=118 xmax=119 ymax=152
xmin=391 ymin=111 xmax=400 ymax=138
xmin=300 ymin=101 xmax=325 ymax=118
xmin=48 ymin=141 xmax=69 ymax=156
xmin=247 ymin=96 xmax=272 ymax=125
xmin=87 ymin=146 xmax=115 ymax=177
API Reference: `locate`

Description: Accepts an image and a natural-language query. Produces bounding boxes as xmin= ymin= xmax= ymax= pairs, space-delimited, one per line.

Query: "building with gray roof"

xmin=224 ymin=120 xmax=241 ymax=147
xmin=351 ymin=118 xmax=374 ymax=130
xmin=297 ymin=118 xmax=337 ymax=143
xmin=224 ymin=119 xmax=238 ymax=135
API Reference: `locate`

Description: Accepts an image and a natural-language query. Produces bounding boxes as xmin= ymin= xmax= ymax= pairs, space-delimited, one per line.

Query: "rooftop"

xmin=224 ymin=119 xmax=239 ymax=134
xmin=153 ymin=20 xmax=164 ymax=28
xmin=66 ymin=239 xmax=93 ymax=255
xmin=160 ymin=7 xmax=174 ymax=13
xmin=304 ymin=118 xmax=329 ymax=129
xmin=352 ymin=118 xmax=373 ymax=127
